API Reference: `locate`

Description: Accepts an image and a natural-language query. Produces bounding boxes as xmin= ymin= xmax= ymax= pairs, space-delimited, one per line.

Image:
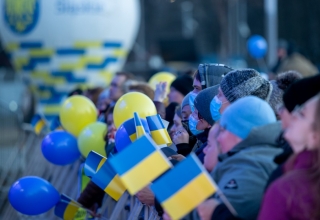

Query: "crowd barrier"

xmin=0 ymin=124 xmax=160 ymax=220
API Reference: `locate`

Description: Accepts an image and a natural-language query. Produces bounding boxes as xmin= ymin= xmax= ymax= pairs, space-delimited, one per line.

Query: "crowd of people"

xmin=68 ymin=63 xmax=319 ymax=220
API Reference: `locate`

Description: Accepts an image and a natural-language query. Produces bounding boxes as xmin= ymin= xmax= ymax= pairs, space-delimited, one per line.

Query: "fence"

xmin=0 ymin=123 xmax=161 ymax=220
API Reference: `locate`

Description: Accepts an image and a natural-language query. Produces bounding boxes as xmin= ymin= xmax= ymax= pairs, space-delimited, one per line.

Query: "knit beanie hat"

xmin=170 ymin=75 xmax=193 ymax=96
xmin=283 ymin=73 xmax=320 ymax=112
xmin=181 ymin=93 xmax=191 ymax=110
xmin=220 ymin=69 xmax=272 ymax=103
xmin=197 ymin=63 xmax=233 ymax=89
xmin=269 ymin=71 xmax=302 ymax=113
xmin=194 ymin=85 xmax=219 ymax=126
xmin=220 ymin=96 xmax=276 ymax=139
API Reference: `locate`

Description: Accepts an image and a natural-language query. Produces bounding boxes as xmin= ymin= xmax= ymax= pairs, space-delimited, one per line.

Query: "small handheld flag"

xmin=133 ymin=112 xmax=146 ymax=138
xmin=84 ymin=151 xmax=106 ymax=178
xmin=109 ymin=135 xmax=172 ymax=195
xmin=151 ymin=154 xmax=217 ymax=220
xmin=54 ymin=194 xmax=81 ymax=220
xmin=84 ymin=151 xmax=126 ymax=201
xmin=122 ymin=117 xmax=151 ymax=142
xmin=146 ymin=114 xmax=172 ymax=146
xmin=31 ymin=114 xmax=47 ymax=134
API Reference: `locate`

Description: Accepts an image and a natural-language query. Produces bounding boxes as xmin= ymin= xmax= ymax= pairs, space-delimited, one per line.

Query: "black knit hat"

xmin=170 ymin=75 xmax=193 ymax=96
xmin=194 ymin=85 xmax=219 ymax=125
xmin=283 ymin=73 xmax=320 ymax=112
xmin=220 ymin=69 xmax=272 ymax=103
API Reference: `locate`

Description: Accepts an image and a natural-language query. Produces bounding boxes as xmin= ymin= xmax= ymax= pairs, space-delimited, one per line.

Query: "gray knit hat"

xmin=269 ymin=70 xmax=302 ymax=114
xmin=194 ymin=85 xmax=219 ymax=125
xmin=220 ymin=69 xmax=272 ymax=103
xmin=198 ymin=64 xmax=233 ymax=89
xmin=181 ymin=93 xmax=191 ymax=110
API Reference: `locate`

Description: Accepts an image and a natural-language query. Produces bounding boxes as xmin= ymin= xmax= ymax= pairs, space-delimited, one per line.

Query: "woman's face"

xmin=217 ymin=87 xmax=230 ymax=114
xmin=203 ymin=124 xmax=221 ymax=172
xmin=170 ymin=113 xmax=183 ymax=138
xmin=278 ymin=106 xmax=292 ymax=129
xmin=284 ymin=96 xmax=319 ymax=153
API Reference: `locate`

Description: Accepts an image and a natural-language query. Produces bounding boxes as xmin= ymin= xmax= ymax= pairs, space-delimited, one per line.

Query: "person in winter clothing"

xmin=259 ymin=93 xmax=320 ymax=220
xmin=268 ymin=70 xmax=302 ymax=118
xmin=267 ymin=73 xmax=320 ymax=188
xmin=210 ymin=69 xmax=273 ymax=122
xmin=168 ymin=74 xmax=194 ymax=104
xmin=194 ymin=96 xmax=282 ymax=220
xmin=173 ymin=85 xmax=219 ymax=158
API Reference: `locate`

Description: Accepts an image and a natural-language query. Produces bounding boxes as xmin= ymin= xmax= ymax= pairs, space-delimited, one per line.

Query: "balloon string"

xmin=59 ymin=199 xmax=109 ymax=220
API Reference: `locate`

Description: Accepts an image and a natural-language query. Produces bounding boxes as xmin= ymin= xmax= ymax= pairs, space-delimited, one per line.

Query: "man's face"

xmin=109 ymin=75 xmax=126 ymax=101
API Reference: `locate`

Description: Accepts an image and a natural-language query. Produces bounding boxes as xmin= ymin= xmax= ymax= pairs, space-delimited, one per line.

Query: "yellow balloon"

xmin=78 ymin=122 xmax=107 ymax=158
xmin=60 ymin=95 xmax=97 ymax=137
xmin=113 ymin=92 xmax=157 ymax=128
xmin=148 ymin=72 xmax=176 ymax=94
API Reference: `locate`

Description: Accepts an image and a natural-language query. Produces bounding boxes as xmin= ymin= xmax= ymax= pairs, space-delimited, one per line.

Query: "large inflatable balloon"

xmin=60 ymin=95 xmax=97 ymax=137
xmin=0 ymin=0 xmax=141 ymax=119
xmin=247 ymin=35 xmax=268 ymax=59
xmin=148 ymin=72 xmax=176 ymax=93
xmin=113 ymin=92 xmax=157 ymax=128
xmin=41 ymin=131 xmax=80 ymax=165
xmin=9 ymin=176 xmax=60 ymax=215
xmin=78 ymin=122 xmax=107 ymax=157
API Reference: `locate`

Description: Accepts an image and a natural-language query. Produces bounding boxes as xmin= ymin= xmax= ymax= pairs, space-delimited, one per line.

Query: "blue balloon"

xmin=9 ymin=176 xmax=60 ymax=215
xmin=42 ymin=131 xmax=80 ymax=165
xmin=115 ymin=124 xmax=132 ymax=152
xmin=247 ymin=35 xmax=268 ymax=59
xmin=115 ymin=118 xmax=151 ymax=152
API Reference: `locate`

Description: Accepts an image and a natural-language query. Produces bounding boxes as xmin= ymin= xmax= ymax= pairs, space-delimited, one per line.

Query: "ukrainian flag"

xmin=54 ymin=194 xmax=81 ymax=220
xmin=146 ymin=114 xmax=172 ymax=146
xmin=109 ymin=135 xmax=172 ymax=195
xmin=151 ymin=154 xmax=217 ymax=220
xmin=134 ymin=112 xmax=146 ymax=138
xmin=122 ymin=118 xmax=137 ymax=142
xmin=31 ymin=114 xmax=46 ymax=134
xmin=84 ymin=151 xmax=106 ymax=178
xmin=85 ymin=151 xmax=126 ymax=201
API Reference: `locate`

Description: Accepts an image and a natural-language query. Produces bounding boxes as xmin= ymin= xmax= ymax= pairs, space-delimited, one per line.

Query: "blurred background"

xmin=0 ymin=0 xmax=319 ymax=218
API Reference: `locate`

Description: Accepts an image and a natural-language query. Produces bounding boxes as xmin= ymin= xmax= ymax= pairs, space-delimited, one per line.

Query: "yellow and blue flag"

xmin=146 ymin=114 xmax=172 ymax=146
xmin=133 ymin=112 xmax=146 ymax=138
xmin=31 ymin=114 xmax=46 ymax=134
xmin=85 ymin=151 xmax=126 ymax=201
xmin=109 ymin=135 xmax=172 ymax=195
xmin=123 ymin=117 xmax=151 ymax=142
xmin=54 ymin=194 xmax=81 ymax=220
xmin=151 ymin=153 xmax=217 ymax=220
xmin=84 ymin=151 xmax=106 ymax=178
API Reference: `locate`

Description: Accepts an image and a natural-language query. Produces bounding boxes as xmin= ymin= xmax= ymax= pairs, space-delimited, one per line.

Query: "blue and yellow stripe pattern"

xmin=85 ymin=151 xmax=126 ymax=201
xmin=109 ymin=135 xmax=172 ymax=195
xmin=31 ymin=114 xmax=46 ymax=134
xmin=151 ymin=154 xmax=217 ymax=220
xmin=122 ymin=117 xmax=151 ymax=142
xmin=146 ymin=114 xmax=172 ymax=146
xmin=54 ymin=194 xmax=81 ymax=220
xmin=133 ymin=112 xmax=146 ymax=138
xmin=5 ymin=40 xmax=126 ymax=120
